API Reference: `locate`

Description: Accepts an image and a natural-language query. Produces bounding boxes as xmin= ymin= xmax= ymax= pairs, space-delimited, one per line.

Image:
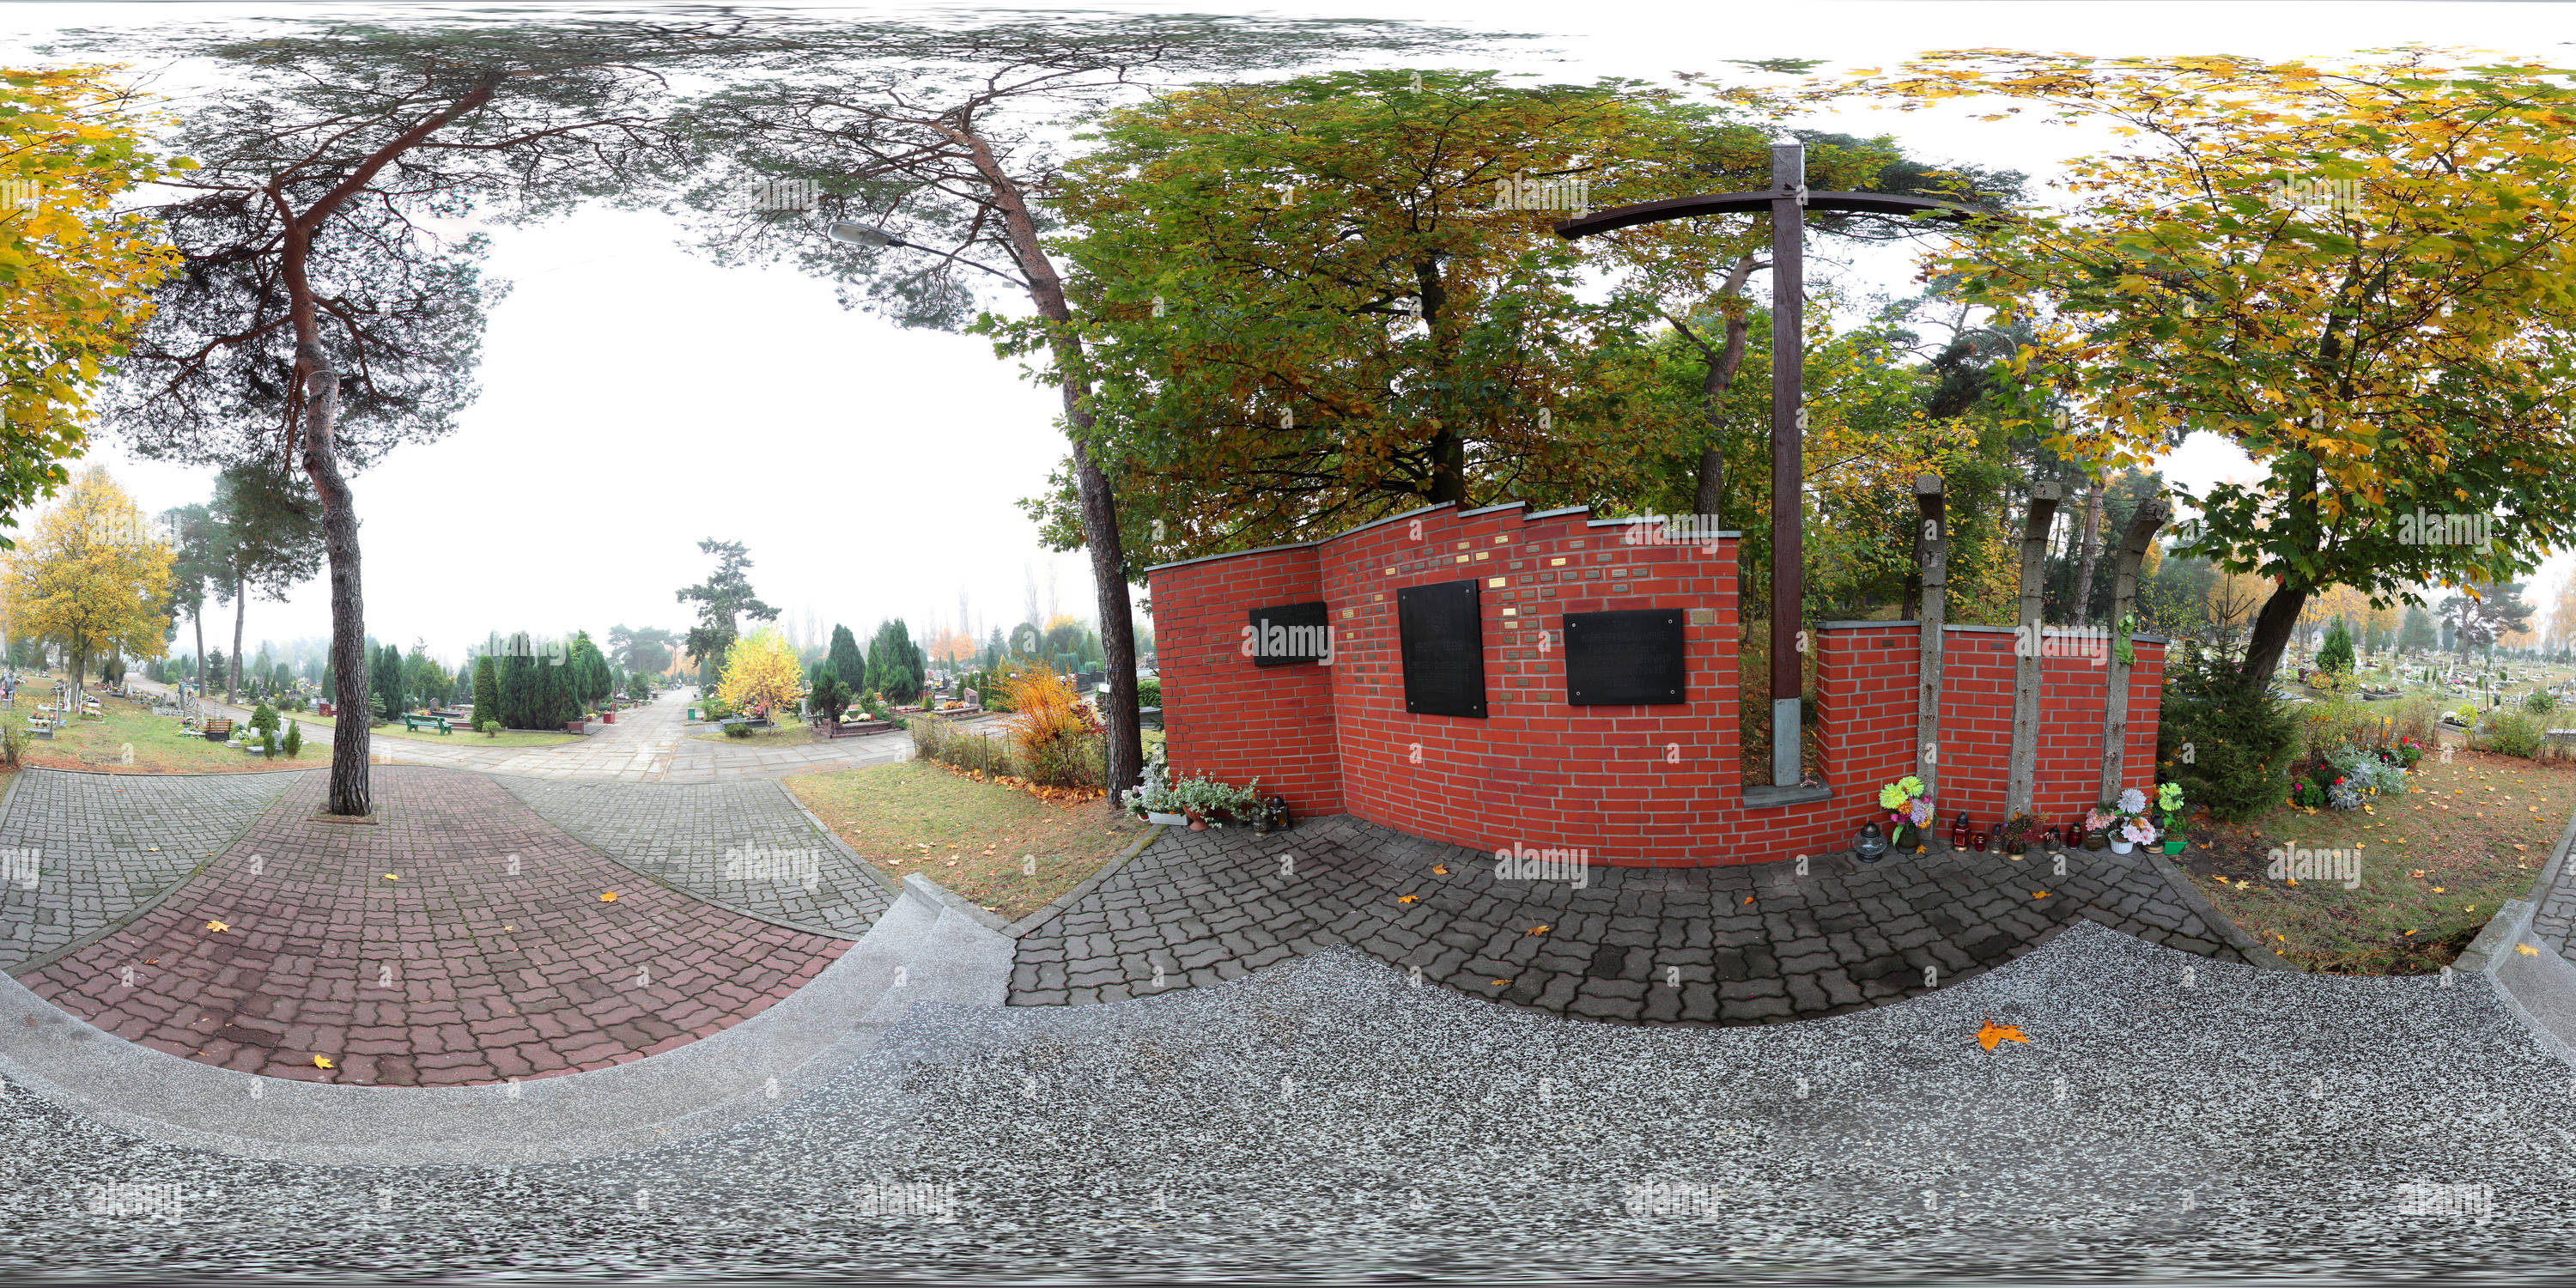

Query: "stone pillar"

xmin=2007 ymin=481 xmax=2065 ymax=817
xmin=2099 ymin=493 xmax=2170 ymax=804
xmin=1914 ymin=475 xmax=1946 ymax=807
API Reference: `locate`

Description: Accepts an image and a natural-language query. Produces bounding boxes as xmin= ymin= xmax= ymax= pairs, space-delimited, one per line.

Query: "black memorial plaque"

xmin=1398 ymin=580 xmax=1486 ymax=718
xmin=1563 ymin=609 xmax=1687 ymax=705
xmin=1246 ymin=601 xmax=1332 ymax=667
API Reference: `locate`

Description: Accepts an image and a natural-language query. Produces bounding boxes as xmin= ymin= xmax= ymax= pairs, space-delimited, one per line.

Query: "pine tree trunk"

xmin=2240 ymin=583 xmax=2311 ymax=691
xmin=229 ymin=574 xmax=246 ymax=705
xmin=938 ymin=120 xmax=1142 ymax=811
xmin=299 ymin=348 xmax=371 ymax=817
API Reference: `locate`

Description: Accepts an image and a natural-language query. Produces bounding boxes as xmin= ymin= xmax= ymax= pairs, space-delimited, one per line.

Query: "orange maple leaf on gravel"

xmin=1977 ymin=1015 xmax=2031 ymax=1050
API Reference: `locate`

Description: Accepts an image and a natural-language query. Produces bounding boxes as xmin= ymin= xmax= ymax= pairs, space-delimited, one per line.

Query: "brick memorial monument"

xmin=1147 ymin=499 xmax=2166 ymax=867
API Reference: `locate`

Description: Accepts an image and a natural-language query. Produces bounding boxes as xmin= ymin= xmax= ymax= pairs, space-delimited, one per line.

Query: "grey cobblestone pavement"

xmin=2525 ymin=819 xmax=2576 ymax=957
xmin=0 ymin=769 xmax=304 ymax=971
xmin=493 ymin=776 xmax=894 ymax=938
xmin=1011 ymin=814 xmax=2267 ymax=1020
xmin=3 ymin=924 xmax=2573 ymax=1280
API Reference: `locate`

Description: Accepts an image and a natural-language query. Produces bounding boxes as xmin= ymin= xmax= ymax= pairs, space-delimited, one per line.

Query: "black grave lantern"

xmin=1265 ymin=794 xmax=1293 ymax=833
xmin=1854 ymin=822 xmax=1890 ymax=865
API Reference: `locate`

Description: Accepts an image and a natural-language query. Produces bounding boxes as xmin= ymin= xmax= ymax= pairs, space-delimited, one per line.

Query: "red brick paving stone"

xmin=23 ymin=765 xmax=848 ymax=1086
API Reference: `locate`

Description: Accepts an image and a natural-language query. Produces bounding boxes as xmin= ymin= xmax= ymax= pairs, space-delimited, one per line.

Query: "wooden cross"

xmin=1559 ymin=140 xmax=2002 ymax=786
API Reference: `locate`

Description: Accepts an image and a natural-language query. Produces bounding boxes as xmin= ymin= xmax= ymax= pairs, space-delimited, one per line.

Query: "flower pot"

xmin=2083 ymin=830 xmax=2108 ymax=852
xmin=1892 ymin=823 xmax=1922 ymax=852
xmin=2109 ymin=838 xmax=2135 ymax=854
xmin=1184 ymin=809 xmax=1208 ymax=831
xmin=2161 ymin=838 xmax=2187 ymax=855
xmin=1145 ymin=811 xmax=1188 ymax=827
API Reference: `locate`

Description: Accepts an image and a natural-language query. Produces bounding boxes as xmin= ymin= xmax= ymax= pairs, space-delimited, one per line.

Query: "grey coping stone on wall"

xmin=0 ymin=874 xmax=1013 ymax=1167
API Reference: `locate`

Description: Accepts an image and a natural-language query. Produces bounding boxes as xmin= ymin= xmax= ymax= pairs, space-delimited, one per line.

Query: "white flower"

xmin=2117 ymin=787 xmax=2147 ymax=815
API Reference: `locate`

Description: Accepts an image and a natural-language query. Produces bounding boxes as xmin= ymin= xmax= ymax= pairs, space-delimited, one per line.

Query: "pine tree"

xmin=472 ymin=655 xmax=500 ymax=727
xmin=827 ymin=624 xmax=867 ymax=702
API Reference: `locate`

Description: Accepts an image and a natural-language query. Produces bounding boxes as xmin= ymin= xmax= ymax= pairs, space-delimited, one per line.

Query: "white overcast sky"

xmin=6 ymin=1 xmax=2572 ymax=665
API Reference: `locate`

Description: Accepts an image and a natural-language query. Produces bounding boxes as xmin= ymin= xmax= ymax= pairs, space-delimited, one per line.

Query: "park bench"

xmin=202 ymin=718 xmax=234 ymax=742
xmin=401 ymin=712 xmax=453 ymax=734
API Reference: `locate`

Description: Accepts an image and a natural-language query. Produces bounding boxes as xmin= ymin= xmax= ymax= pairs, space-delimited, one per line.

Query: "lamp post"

xmin=1557 ymin=143 xmax=2006 ymax=788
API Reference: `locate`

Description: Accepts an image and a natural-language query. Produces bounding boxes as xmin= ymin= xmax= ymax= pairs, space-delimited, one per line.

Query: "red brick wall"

xmin=1146 ymin=502 xmax=2167 ymax=866
xmin=1151 ymin=544 xmax=1344 ymax=813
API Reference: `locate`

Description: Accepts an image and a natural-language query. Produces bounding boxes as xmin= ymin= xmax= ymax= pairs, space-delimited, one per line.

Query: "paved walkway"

xmin=0 ymin=769 xmax=299 ymax=971
xmin=1010 ymin=814 xmax=2269 ymax=1020
xmin=17 ymin=765 xmax=848 ymax=1086
xmin=494 ymin=775 xmax=895 ymax=937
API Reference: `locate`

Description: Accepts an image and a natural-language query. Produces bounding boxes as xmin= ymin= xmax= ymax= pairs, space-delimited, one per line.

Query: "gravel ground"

xmin=3 ymin=920 xmax=2573 ymax=1284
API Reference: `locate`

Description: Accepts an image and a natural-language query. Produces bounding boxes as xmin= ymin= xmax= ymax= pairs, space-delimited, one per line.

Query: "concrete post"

xmin=2008 ymin=481 xmax=2066 ymax=817
xmin=2099 ymin=493 xmax=2171 ymax=804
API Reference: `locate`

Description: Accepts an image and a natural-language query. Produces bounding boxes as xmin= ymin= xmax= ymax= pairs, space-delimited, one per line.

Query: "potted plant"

xmin=2081 ymin=807 xmax=2112 ymax=851
xmin=2154 ymin=783 xmax=2188 ymax=854
xmin=1999 ymin=813 xmax=2036 ymax=857
xmin=1877 ymin=775 xmax=1932 ymax=852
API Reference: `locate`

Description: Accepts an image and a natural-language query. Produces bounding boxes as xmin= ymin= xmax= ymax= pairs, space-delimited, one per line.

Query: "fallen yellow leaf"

xmin=2519 ymin=944 xmax=2542 ymax=957
xmin=382 ymin=873 xmax=399 ymax=881
xmin=599 ymin=891 xmax=619 ymax=902
xmin=1527 ymin=925 xmax=1550 ymax=935
xmin=204 ymin=920 xmax=228 ymax=933
xmin=1977 ymin=1015 xmax=2031 ymax=1050
xmin=1397 ymin=895 xmax=1419 ymax=904
xmin=313 ymin=1054 xmax=333 ymax=1069
xmin=2032 ymin=891 xmax=2050 ymax=899
xmin=1431 ymin=864 xmax=1449 ymax=875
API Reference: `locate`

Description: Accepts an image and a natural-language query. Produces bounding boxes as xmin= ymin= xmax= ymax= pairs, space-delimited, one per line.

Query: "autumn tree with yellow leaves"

xmin=714 ymin=627 xmax=805 ymax=720
xmin=1 ymin=466 xmax=173 ymax=703
xmin=0 ymin=66 xmax=185 ymax=541
xmin=1844 ymin=50 xmax=2576 ymax=686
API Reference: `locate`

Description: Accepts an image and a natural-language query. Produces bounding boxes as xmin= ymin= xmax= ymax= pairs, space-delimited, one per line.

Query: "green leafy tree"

xmin=0 ymin=67 xmax=185 ymax=543
xmin=1855 ymin=51 xmax=2576 ymax=686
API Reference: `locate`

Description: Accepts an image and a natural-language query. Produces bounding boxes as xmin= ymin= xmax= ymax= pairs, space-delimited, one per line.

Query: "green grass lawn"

xmin=3 ymin=693 xmax=313 ymax=774
xmin=2182 ymin=739 xmax=2569 ymax=974
xmin=787 ymin=758 xmax=1151 ymax=922
xmin=293 ymin=711 xmax=579 ymax=748
xmin=690 ymin=723 xmax=817 ymax=747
